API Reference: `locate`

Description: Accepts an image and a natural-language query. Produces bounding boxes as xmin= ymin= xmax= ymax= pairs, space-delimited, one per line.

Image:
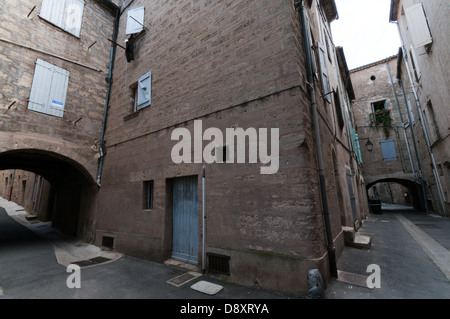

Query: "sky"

xmin=331 ymin=0 xmax=402 ymax=70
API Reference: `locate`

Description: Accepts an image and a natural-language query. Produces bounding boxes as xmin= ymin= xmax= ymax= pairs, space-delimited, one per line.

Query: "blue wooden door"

xmin=172 ymin=176 xmax=199 ymax=265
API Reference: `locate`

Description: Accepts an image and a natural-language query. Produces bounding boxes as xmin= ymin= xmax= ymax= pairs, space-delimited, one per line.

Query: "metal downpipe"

xmin=386 ymin=59 xmax=429 ymax=213
xmin=97 ymin=3 xmax=121 ymax=188
xmin=298 ymin=1 xmax=337 ymax=278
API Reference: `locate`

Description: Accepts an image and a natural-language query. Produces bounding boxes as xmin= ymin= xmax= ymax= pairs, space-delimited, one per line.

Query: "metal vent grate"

xmin=102 ymin=236 xmax=115 ymax=249
xmin=207 ymin=253 xmax=230 ymax=275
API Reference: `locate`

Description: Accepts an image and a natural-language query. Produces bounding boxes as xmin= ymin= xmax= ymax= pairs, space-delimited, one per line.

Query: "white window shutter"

xmin=409 ymin=44 xmax=421 ymax=81
xmin=28 ymin=59 xmax=69 ymax=118
xmin=64 ymin=0 xmax=85 ymax=37
xmin=29 ymin=59 xmax=54 ymax=114
xmin=126 ymin=7 xmax=145 ymax=35
xmin=405 ymin=3 xmax=432 ymax=47
xmin=137 ymin=72 xmax=151 ymax=110
xmin=318 ymin=42 xmax=331 ymax=103
xmin=40 ymin=0 xmax=84 ymax=37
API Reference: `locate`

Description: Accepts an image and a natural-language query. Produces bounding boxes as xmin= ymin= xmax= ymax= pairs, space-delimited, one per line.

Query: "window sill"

xmin=124 ymin=111 xmax=139 ymax=121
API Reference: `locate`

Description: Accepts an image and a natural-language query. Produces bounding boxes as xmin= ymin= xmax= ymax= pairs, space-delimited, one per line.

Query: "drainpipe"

xmin=385 ymin=60 xmax=417 ymax=181
xmin=202 ymin=166 xmax=206 ymax=273
xmin=298 ymin=1 xmax=337 ymax=278
xmin=386 ymin=59 xmax=429 ymax=213
xmin=97 ymin=2 xmax=121 ymax=187
xmin=398 ymin=47 xmax=447 ymax=215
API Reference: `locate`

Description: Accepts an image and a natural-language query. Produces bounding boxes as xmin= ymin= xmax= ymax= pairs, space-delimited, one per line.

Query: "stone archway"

xmin=0 ymin=149 xmax=98 ymax=239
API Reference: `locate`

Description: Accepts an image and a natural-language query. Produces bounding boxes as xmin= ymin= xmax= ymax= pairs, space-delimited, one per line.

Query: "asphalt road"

xmin=326 ymin=207 xmax=450 ymax=299
xmin=0 ymin=200 xmax=449 ymax=302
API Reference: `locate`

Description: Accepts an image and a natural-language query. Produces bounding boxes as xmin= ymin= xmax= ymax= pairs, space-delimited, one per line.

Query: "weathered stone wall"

xmin=351 ymin=57 xmax=418 ymax=188
xmin=0 ymin=0 xmax=116 ymax=183
xmin=0 ymin=0 xmax=117 ymax=237
xmin=94 ymin=0 xmax=349 ymax=295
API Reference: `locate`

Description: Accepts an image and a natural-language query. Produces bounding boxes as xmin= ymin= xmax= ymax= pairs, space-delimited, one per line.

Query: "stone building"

xmin=351 ymin=55 xmax=426 ymax=210
xmin=390 ymin=0 xmax=449 ymax=216
xmin=0 ymin=170 xmax=52 ymax=221
xmin=0 ymin=0 xmax=118 ymax=237
xmin=1 ymin=0 xmax=369 ymax=296
xmin=92 ymin=0 xmax=368 ymax=295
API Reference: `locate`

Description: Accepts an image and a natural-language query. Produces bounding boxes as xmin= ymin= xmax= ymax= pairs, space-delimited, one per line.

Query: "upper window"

xmin=126 ymin=7 xmax=145 ymax=35
xmin=318 ymin=42 xmax=331 ymax=103
xmin=380 ymin=139 xmax=398 ymax=161
xmin=40 ymin=0 xmax=85 ymax=37
xmin=404 ymin=3 xmax=433 ymax=48
xmin=28 ymin=59 xmax=70 ymax=118
xmin=136 ymin=72 xmax=152 ymax=111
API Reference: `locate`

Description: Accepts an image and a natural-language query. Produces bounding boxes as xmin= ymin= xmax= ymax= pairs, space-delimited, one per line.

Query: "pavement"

xmin=1 ymin=197 xmax=449 ymax=301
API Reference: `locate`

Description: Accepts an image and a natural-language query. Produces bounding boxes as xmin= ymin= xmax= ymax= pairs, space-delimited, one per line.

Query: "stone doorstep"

xmin=342 ymin=226 xmax=371 ymax=250
xmin=351 ymin=234 xmax=372 ymax=249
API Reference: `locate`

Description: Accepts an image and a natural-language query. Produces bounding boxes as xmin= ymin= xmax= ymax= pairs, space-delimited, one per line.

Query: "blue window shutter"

xmin=28 ymin=59 xmax=69 ymax=118
xmin=380 ymin=139 xmax=397 ymax=161
xmin=137 ymin=72 xmax=151 ymax=110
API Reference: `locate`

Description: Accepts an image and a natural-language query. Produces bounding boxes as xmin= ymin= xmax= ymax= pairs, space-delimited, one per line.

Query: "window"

xmin=28 ymin=59 xmax=70 ymax=118
xmin=143 ymin=181 xmax=154 ymax=210
xmin=409 ymin=45 xmax=421 ymax=82
xmin=126 ymin=7 xmax=145 ymax=35
xmin=323 ymin=30 xmax=332 ymax=62
xmin=333 ymin=90 xmax=344 ymax=129
xmin=371 ymin=100 xmax=386 ymax=123
xmin=136 ymin=72 xmax=152 ymax=111
xmin=425 ymin=100 xmax=440 ymax=141
xmin=40 ymin=0 xmax=85 ymax=37
xmin=380 ymin=139 xmax=397 ymax=161
xmin=404 ymin=3 xmax=432 ymax=48
xmin=318 ymin=42 xmax=331 ymax=103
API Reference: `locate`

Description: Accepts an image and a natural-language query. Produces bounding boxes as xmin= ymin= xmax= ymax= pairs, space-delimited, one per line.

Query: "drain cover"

xmin=72 ymin=256 xmax=112 ymax=268
xmin=167 ymin=272 xmax=201 ymax=287
xmin=191 ymin=281 xmax=223 ymax=295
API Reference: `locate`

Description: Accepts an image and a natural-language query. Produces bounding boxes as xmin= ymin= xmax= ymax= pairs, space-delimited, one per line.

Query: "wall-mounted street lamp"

xmin=366 ymin=139 xmax=374 ymax=152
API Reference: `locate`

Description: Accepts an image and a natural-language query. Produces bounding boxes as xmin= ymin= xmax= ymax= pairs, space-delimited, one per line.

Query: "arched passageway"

xmin=0 ymin=149 xmax=97 ymax=238
xmin=366 ymin=178 xmax=425 ymax=211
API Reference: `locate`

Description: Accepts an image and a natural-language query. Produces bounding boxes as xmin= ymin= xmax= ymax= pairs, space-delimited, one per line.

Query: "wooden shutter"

xmin=409 ymin=44 xmax=421 ymax=81
xmin=136 ymin=72 xmax=151 ymax=110
xmin=405 ymin=3 xmax=432 ymax=47
xmin=40 ymin=0 xmax=84 ymax=37
xmin=318 ymin=42 xmax=331 ymax=103
xmin=28 ymin=59 xmax=69 ymax=118
xmin=380 ymin=139 xmax=397 ymax=161
xmin=126 ymin=7 xmax=145 ymax=35
xmin=64 ymin=0 xmax=84 ymax=37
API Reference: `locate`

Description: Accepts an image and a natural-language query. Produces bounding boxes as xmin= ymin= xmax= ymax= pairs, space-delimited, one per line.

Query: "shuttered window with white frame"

xmin=28 ymin=59 xmax=70 ymax=118
xmin=404 ymin=3 xmax=433 ymax=48
xmin=126 ymin=7 xmax=145 ymax=35
xmin=40 ymin=0 xmax=85 ymax=37
xmin=136 ymin=72 xmax=152 ymax=111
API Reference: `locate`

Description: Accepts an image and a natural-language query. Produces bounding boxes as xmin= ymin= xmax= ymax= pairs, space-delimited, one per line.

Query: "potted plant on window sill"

xmin=370 ymin=109 xmax=392 ymax=139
